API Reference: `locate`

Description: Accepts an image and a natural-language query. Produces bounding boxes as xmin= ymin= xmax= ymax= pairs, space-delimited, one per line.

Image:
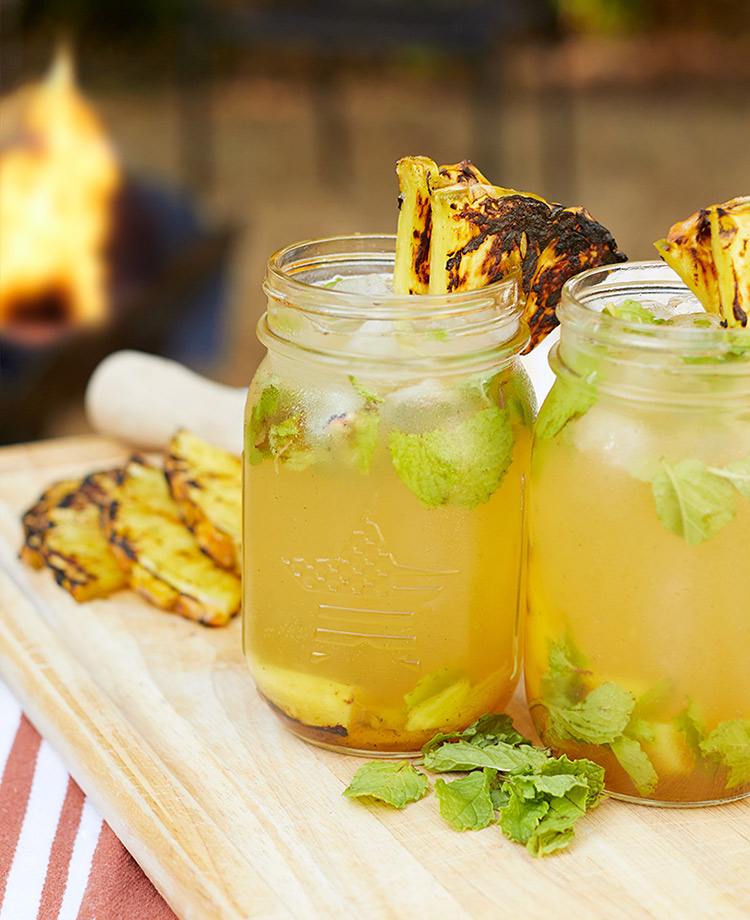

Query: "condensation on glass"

xmin=526 ymin=261 xmax=750 ymax=805
xmin=242 ymin=235 xmax=535 ymax=754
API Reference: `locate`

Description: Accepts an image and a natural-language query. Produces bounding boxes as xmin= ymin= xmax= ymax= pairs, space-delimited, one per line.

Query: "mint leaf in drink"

xmin=350 ymin=410 xmax=380 ymax=474
xmin=610 ymin=736 xmax=659 ymax=796
xmin=389 ymin=406 xmax=514 ymax=509
xmin=349 ymin=375 xmax=384 ymax=405
xmin=434 ymin=769 xmax=497 ymax=831
xmin=603 ymin=299 xmax=669 ymax=324
xmin=545 ymin=683 xmax=635 ymax=746
xmin=699 ymin=720 xmax=750 ymax=790
xmin=674 ymin=699 xmax=707 ymax=760
xmin=712 ymin=457 xmax=750 ymax=501
xmin=245 ymin=382 xmax=281 ymax=464
xmin=535 ymin=373 xmax=598 ymax=441
xmin=539 ymin=633 xmax=591 ymax=709
xmin=423 ymin=738 xmax=550 ymax=774
xmin=343 ymin=761 xmax=429 ymax=808
xmin=650 ymin=459 xmax=736 ymax=545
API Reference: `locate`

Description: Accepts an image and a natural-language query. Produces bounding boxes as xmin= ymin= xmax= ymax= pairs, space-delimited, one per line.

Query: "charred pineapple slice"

xmin=20 ymin=472 xmax=126 ymax=601
xmin=429 ymin=182 xmax=627 ymax=348
xmin=655 ymin=197 xmax=750 ymax=327
xmin=104 ymin=456 xmax=240 ymax=626
xmin=394 ymin=155 xmax=626 ymax=349
xmin=393 ymin=156 xmax=491 ymax=295
xmin=165 ymin=428 xmax=241 ymax=573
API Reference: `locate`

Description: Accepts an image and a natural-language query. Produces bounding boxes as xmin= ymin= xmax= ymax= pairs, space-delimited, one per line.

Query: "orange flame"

xmin=0 ymin=47 xmax=122 ymax=335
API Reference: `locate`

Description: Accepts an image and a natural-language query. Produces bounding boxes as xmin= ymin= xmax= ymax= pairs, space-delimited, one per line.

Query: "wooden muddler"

xmin=84 ymin=350 xmax=247 ymax=455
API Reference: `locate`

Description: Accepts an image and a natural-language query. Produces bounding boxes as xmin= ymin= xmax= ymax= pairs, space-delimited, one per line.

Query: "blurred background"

xmin=1 ymin=0 xmax=749 ymax=444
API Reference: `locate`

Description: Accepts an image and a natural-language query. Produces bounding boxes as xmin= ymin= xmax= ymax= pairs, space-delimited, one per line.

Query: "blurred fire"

xmin=0 ymin=47 xmax=122 ymax=342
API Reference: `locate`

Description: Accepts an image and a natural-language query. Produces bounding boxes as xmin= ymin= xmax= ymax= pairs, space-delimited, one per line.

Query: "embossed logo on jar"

xmin=281 ymin=518 xmax=458 ymax=665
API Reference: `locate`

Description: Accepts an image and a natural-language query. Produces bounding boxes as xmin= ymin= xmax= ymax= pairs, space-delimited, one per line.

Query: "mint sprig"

xmin=343 ymin=713 xmax=605 ymax=857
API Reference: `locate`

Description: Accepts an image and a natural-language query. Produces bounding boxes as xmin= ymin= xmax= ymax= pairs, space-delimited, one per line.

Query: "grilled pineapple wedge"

xmin=20 ymin=472 xmax=126 ymax=601
xmin=655 ymin=197 xmax=750 ymax=327
xmin=394 ymin=155 xmax=627 ymax=349
xmin=165 ymin=429 xmax=241 ymax=573
xmin=393 ymin=156 xmax=490 ymax=294
xmin=104 ymin=456 xmax=240 ymax=626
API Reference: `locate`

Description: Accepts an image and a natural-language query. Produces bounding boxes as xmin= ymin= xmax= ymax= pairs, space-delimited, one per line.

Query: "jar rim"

xmin=559 ymin=260 xmax=750 ymax=356
xmin=263 ymin=233 xmax=522 ymax=321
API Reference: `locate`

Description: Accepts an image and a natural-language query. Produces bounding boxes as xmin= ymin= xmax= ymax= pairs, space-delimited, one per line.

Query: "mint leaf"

xmin=713 ymin=457 xmax=750 ymax=501
xmin=539 ymin=755 xmax=605 ymax=807
xmin=525 ymin=783 xmax=589 ymax=857
xmin=499 ymin=770 xmax=593 ymax=857
xmin=674 ymin=699 xmax=707 ymax=760
xmin=603 ymin=299 xmax=668 ymax=324
xmin=343 ymin=761 xmax=429 ymax=808
xmin=699 ymin=720 xmax=750 ymax=790
xmin=245 ymin=382 xmax=281 ymax=464
xmin=349 ymin=376 xmax=384 ymax=405
xmin=650 ymin=459 xmax=736 ymax=545
xmin=545 ymin=683 xmax=635 ymax=746
xmin=421 ymin=712 xmax=529 ymax=756
xmin=351 ymin=410 xmax=380 ymax=474
xmin=610 ymin=736 xmax=659 ymax=796
xmin=389 ymin=406 xmax=514 ymax=509
xmin=423 ymin=738 xmax=550 ymax=774
xmin=498 ymin=784 xmax=550 ymax=846
xmin=539 ymin=633 xmax=591 ymax=709
xmin=535 ymin=374 xmax=597 ymax=441
xmin=434 ymin=769 xmax=497 ymax=831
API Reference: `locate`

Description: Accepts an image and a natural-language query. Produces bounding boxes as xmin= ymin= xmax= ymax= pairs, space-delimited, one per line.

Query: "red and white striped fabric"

xmin=0 ymin=678 xmax=176 ymax=920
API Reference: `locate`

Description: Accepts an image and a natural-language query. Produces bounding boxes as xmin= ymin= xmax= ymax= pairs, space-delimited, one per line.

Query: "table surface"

xmin=0 ymin=435 xmax=749 ymax=920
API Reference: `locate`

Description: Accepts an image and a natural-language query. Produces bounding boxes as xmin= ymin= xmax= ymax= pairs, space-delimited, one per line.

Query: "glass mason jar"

xmin=242 ymin=235 xmax=535 ymax=754
xmin=525 ymin=260 xmax=750 ymax=805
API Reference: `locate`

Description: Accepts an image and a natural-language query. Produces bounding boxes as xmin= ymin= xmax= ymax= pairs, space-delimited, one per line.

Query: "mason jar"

xmin=525 ymin=260 xmax=750 ymax=805
xmin=242 ymin=235 xmax=535 ymax=754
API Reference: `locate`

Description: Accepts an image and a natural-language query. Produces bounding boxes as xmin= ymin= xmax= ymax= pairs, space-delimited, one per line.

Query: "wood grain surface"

xmin=0 ymin=435 xmax=748 ymax=920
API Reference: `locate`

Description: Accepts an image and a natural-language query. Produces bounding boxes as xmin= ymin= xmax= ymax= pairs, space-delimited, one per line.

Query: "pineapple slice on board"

xmin=165 ymin=428 xmax=241 ymax=574
xmin=104 ymin=456 xmax=240 ymax=626
xmin=20 ymin=471 xmax=126 ymax=601
xmin=655 ymin=197 xmax=750 ymax=327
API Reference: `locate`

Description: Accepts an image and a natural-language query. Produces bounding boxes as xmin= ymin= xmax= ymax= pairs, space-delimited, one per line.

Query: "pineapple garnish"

xmin=655 ymin=197 xmax=750 ymax=327
xmin=393 ymin=156 xmax=490 ymax=295
xmin=394 ymin=155 xmax=627 ymax=349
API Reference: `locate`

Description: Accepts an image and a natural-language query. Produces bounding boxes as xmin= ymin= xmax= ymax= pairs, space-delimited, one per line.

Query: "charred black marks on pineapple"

xmin=414 ymin=192 xmax=432 ymax=287
xmin=444 ymin=194 xmax=627 ymax=345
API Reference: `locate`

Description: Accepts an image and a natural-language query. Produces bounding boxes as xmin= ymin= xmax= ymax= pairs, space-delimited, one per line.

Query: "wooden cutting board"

xmin=0 ymin=435 xmax=748 ymax=920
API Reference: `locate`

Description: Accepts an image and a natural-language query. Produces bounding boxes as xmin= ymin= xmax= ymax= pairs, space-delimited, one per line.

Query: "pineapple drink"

xmin=243 ymin=235 xmax=534 ymax=753
xmin=526 ymin=261 xmax=750 ymax=805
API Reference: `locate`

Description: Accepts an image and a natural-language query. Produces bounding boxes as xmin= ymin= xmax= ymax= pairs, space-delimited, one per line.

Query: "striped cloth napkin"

xmin=0 ymin=679 xmax=176 ymax=920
